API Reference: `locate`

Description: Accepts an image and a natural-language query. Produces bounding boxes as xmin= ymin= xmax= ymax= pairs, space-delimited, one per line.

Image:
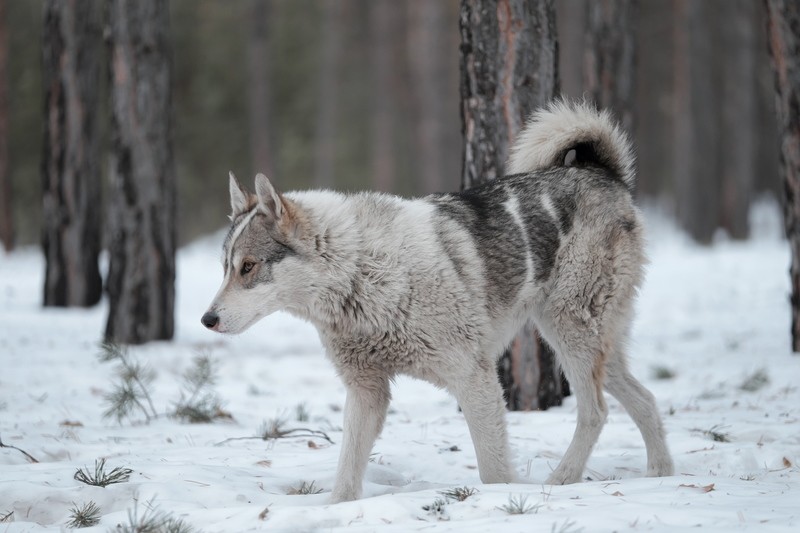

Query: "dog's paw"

xmin=545 ymin=466 xmax=583 ymax=485
xmin=646 ymin=456 xmax=674 ymax=478
xmin=330 ymin=486 xmax=359 ymax=504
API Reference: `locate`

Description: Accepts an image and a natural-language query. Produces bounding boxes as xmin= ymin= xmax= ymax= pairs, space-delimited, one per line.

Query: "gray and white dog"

xmin=202 ymin=100 xmax=674 ymax=503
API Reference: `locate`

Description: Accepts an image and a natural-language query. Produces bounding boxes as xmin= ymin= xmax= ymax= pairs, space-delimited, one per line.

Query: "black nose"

xmin=201 ymin=312 xmax=219 ymax=329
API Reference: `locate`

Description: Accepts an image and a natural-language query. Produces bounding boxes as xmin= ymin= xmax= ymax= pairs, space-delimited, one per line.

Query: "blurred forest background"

xmin=0 ymin=0 xmax=782 ymax=247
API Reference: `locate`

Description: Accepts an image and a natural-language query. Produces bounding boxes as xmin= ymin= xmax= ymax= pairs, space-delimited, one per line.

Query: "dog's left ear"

xmin=254 ymin=173 xmax=288 ymax=223
xmin=229 ymin=171 xmax=251 ymax=218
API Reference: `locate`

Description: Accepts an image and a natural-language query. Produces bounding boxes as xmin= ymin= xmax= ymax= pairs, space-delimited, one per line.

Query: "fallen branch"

xmin=0 ymin=434 xmax=39 ymax=463
xmin=215 ymin=427 xmax=334 ymax=447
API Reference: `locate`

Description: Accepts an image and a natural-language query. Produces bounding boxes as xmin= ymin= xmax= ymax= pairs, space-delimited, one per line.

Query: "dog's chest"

xmin=320 ymin=329 xmax=439 ymax=376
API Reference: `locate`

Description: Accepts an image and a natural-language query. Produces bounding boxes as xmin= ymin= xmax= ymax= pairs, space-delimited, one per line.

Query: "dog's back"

xmin=300 ymin=101 xmax=645 ymax=380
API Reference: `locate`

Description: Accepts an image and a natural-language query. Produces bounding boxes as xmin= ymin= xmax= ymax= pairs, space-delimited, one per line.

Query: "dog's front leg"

xmin=330 ymin=374 xmax=390 ymax=503
xmin=450 ymin=361 xmax=515 ymax=484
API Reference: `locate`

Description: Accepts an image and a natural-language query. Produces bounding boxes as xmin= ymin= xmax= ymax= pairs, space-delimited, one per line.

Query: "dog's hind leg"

xmin=604 ymin=349 xmax=674 ymax=477
xmin=330 ymin=373 xmax=391 ymax=503
xmin=544 ymin=342 xmax=609 ymax=485
xmin=449 ymin=358 xmax=515 ymax=485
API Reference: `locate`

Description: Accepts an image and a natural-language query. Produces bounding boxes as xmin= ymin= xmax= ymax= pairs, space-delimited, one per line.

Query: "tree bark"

xmin=408 ymin=0 xmax=447 ymax=194
xmin=248 ymin=0 xmax=274 ymax=178
xmin=634 ymin=0 xmax=675 ymax=199
xmin=0 ymin=0 xmax=11 ymax=252
xmin=720 ymin=0 xmax=756 ymax=239
xmin=106 ymin=0 xmax=175 ymax=344
xmin=41 ymin=0 xmax=103 ymax=306
xmin=555 ymin=0 xmax=586 ymax=99
xmin=460 ymin=0 xmax=566 ymax=410
xmin=313 ymin=0 xmax=344 ymax=189
xmin=764 ymin=0 xmax=800 ymax=352
xmin=583 ymin=0 xmax=636 ymax=135
xmin=370 ymin=0 xmax=397 ymax=193
xmin=755 ymin=2 xmax=781 ymax=199
xmin=673 ymin=0 xmax=723 ymax=245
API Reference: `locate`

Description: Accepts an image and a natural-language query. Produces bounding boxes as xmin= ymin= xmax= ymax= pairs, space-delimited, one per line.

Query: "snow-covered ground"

xmin=1 ymin=204 xmax=798 ymax=532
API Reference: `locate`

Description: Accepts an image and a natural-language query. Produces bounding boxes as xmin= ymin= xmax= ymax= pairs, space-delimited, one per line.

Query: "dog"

xmin=202 ymin=100 xmax=674 ymax=502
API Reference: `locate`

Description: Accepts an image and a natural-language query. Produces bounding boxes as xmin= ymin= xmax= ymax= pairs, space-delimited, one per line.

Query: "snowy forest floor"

xmin=1 ymin=204 xmax=799 ymax=532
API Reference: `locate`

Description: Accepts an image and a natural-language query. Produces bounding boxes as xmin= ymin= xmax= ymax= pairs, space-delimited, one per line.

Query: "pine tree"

xmin=105 ymin=0 xmax=175 ymax=343
xmin=40 ymin=0 xmax=103 ymax=306
xmin=459 ymin=0 xmax=567 ymax=410
xmin=764 ymin=0 xmax=800 ymax=352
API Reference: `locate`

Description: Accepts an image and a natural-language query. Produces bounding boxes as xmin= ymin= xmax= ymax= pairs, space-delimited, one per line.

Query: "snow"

xmin=1 ymin=205 xmax=799 ymax=532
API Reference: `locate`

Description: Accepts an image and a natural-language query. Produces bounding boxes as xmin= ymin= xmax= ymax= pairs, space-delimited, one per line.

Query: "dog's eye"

xmin=240 ymin=261 xmax=255 ymax=276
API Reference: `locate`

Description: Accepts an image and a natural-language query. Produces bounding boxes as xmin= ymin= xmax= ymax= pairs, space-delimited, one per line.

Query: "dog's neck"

xmin=283 ymin=190 xmax=400 ymax=338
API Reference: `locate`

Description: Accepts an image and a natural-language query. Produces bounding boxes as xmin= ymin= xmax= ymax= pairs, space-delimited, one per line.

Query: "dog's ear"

xmin=254 ymin=173 xmax=286 ymax=222
xmin=229 ymin=172 xmax=250 ymax=218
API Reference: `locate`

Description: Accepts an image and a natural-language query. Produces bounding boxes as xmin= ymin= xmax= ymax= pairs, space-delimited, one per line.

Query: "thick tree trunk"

xmin=106 ymin=0 xmax=175 ymax=344
xmin=408 ymin=0 xmax=447 ymax=194
xmin=673 ymin=0 xmax=723 ymax=245
xmin=764 ymin=0 xmax=800 ymax=352
xmin=634 ymin=0 xmax=675 ymax=199
xmin=460 ymin=0 xmax=566 ymax=411
xmin=370 ymin=0 xmax=397 ymax=193
xmin=720 ymin=0 xmax=756 ymax=239
xmin=0 ymin=0 xmax=10 ymax=252
xmin=313 ymin=0 xmax=344 ymax=189
xmin=555 ymin=0 xmax=586 ymax=99
xmin=755 ymin=2 xmax=781 ymax=198
xmin=40 ymin=0 xmax=102 ymax=307
xmin=583 ymin=0 xmax=636 ymax=135
xmin=248 ymin=0 xmax=273 ymax=178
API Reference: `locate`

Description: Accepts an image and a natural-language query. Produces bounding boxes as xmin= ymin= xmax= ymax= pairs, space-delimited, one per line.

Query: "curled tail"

xmin=507 ymin=99 xmax=635 ymax=192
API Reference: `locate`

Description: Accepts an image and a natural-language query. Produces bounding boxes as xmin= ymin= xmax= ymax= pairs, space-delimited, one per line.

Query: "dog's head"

xmin=201 ymin=173 xmax=312 ymax=334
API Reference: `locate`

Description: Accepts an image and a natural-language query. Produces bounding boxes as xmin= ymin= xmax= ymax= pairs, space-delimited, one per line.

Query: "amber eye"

xmin=240 ymin=261 xmax=255 ymax=276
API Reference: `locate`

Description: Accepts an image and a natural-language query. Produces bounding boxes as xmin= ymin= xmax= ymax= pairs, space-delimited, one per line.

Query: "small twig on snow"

xmin=0 ymin=434 xmax=39 ymax=463
xmin=216 ymin=428 xmax=334 ymax=446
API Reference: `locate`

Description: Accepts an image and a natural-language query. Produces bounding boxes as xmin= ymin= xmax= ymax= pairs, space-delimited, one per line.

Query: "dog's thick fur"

xmin=203 ymin=100 xmax=674 ymax=502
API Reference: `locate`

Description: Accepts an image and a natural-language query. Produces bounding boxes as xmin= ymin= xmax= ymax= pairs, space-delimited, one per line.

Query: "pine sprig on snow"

xmin=287 ymin=480 xmax=324 ymax=495
xmin=498 ymin=494 xmax=540 ymax=515
xmin=74 ymin=458 xmax=133 ymax=487
xmin=99 ymin=343 xmax=229 ymax=425
xmin=116 ymin=496 xmax=195 ymax=533
xmin=172 ymin=355 xmax=228 ymax=423
xmin=99 ymin=342 xmax=159 ymax=423
xmin=66 ymin=501 xmax=101 ymax=528
xmin=551 ymin=518 xmax=584 ymax=533
xmin=421 ymin=498 xmax=449 ymax=520
xmin=438 ymin=486 xmax=477 ymax=502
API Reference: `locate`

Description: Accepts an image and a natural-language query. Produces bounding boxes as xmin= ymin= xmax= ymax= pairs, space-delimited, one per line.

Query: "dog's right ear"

xmin=229 ymin=171 xmax=249 ymax=218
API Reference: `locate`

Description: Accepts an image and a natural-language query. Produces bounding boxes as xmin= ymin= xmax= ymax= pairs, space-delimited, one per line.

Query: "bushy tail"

xmin=507 ymin=99 xmax=635 ymax=192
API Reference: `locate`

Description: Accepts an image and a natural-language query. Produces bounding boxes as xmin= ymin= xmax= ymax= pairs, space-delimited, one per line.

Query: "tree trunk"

xmin=408 ymin=0 xmax=447 ymax=194
xmin=460 ymin=0 xmax=566 ymax=410
xmin=370 ymin=0 xmax=397 ymax=193
xmin=106 ymin=0 xmax=175 ymax=344
xmin=634 ymin=0 xmax=675 ymax=199
xmin=719 ymin=0 xmax=756 ymax=239
xmin=0 ymin=0 xmax=10 ymax=252
xmin=673 ymin=0 xmax=723 ymax=245
xmin=764 ymin=0 xmax=800 ymax=352
xmin=248 ymin=0 xmax=274 ymax=178
xmin=313 ymin=0 xmax=344 ymax=189
xmin=555 ymin=0 xmax=586 ymax=99
xmin=40 ymin=0 xmax=103 ymax=307
xmin=755 ymin=2 xmax=781 ymax=199
xmin=583 ymin=0 xmax=636 ymax=134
